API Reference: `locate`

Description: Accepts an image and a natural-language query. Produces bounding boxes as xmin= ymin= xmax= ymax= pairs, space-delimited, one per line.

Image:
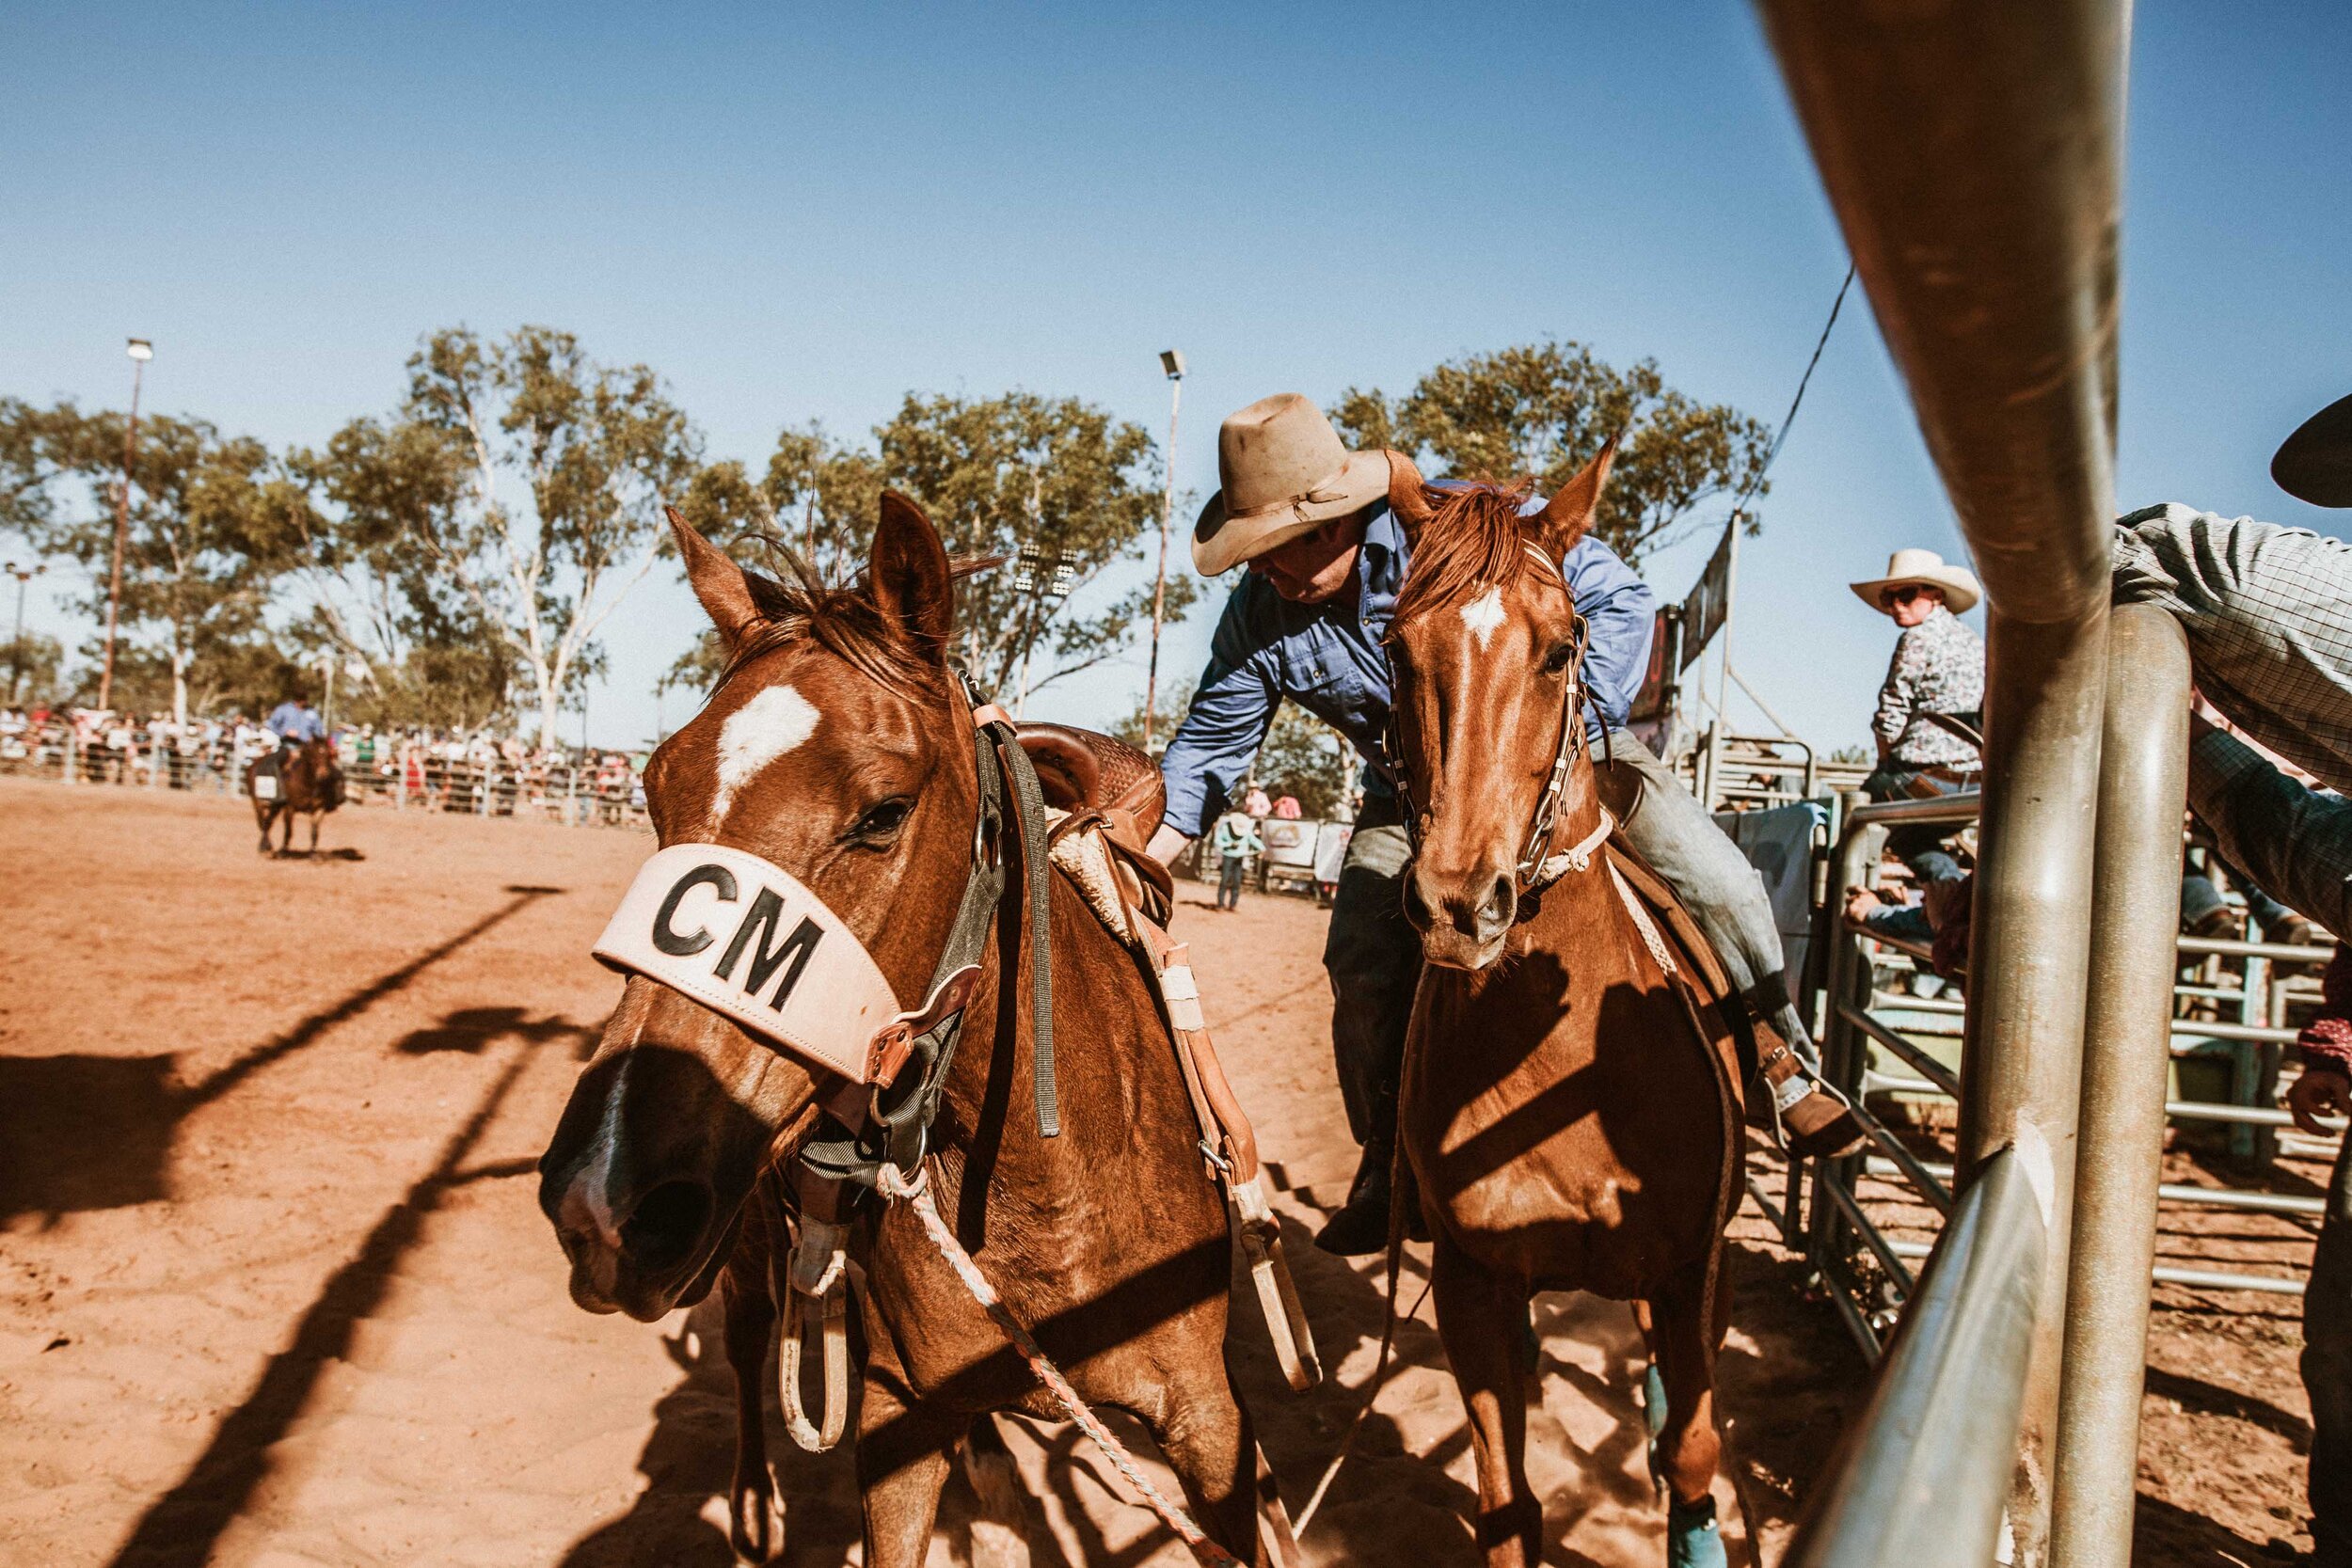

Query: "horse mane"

xmin=1391 ymin=479 xmax=1540 ymax=623
xmin=718 ymin=547 xmax=999 ymax=702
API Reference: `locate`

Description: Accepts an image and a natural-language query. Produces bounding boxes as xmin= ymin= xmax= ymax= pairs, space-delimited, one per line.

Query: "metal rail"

xmin=1788 ymin=1148 xmax=2049 ymax=1568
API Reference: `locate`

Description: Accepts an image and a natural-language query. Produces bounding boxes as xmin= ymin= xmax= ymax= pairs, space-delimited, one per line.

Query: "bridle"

xmin=1384 ymin=544 xmax=1615 ymax=900
xmin=801 ymin=668 xmax=1059 ymax=1192
xmin=596 ymin=660 xmax=1060 ymax=1196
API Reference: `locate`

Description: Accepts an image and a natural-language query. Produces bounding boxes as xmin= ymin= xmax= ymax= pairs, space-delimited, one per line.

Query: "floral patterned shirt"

xmin=1874 ymin=604 xmax=1985 ymax=768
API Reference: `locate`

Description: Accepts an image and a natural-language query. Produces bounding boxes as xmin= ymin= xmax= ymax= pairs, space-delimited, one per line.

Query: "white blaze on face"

xmin=710 ymin=683 xmax=821 ymax=821
xmin=1460 ymin=585 xmax=1507 ymax=650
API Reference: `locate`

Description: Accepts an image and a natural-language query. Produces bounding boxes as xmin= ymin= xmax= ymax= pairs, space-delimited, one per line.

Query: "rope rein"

xmin=874 ymin=1161 xmax=1247 ymax=1568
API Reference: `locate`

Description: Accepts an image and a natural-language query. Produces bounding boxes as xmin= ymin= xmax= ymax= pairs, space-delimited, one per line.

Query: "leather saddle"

xmin=1013 ymin=722 xmax=1173 ymax=923
xmin=1013 ymin=723 xmax=1166 ymax=847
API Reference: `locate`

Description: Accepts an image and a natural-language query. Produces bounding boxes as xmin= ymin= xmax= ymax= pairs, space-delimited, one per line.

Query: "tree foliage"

xmin=663 ymin=395 xmax=1193 ymax=705
xmin=1329 ymin=339 xmax=1771 ymax=568
xmin=7 ymin=402 xmax=307 ymax=721
xmin=308 ymin=325 xmax=703 ymax=744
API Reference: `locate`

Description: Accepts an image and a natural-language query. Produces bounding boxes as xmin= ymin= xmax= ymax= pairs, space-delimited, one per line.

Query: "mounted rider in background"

xmin=1145 ymin=393 xmax=1864 ymax=1256
xmin=256 ymin=692 xmax=326 ymax=794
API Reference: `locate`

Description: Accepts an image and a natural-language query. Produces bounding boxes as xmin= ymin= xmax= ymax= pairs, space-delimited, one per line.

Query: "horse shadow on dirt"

xmin=104 ymin=1009 xmax=590 ymax=1568
xmin=264 ymin=845 xmax=368 ymax=863
xmin=0 ymin=885 xmax=559 ymax=1227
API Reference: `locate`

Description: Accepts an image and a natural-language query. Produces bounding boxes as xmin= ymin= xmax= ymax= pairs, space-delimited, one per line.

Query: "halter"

xmin=1385 ymin=543 xmax=1614 ymax=901
xmin=593 ymin=666 xmax=1060 ymax=1194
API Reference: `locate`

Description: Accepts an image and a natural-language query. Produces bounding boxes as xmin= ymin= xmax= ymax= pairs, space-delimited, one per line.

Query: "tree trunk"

xmin=171 ymin=644 xmax=189 ymax=731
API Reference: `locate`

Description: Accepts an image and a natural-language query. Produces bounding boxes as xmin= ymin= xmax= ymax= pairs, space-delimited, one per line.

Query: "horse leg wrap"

xmin=776 ymin=1216 xmax=851 ymax=1453
xmin=1665 ymin=1491 xmax=1727 ymax=1568
xmin=1231 ymin=1175 xmax=1321 ymax=1391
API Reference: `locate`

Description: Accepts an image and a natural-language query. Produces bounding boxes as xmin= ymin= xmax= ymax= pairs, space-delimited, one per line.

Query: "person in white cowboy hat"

xmin=1146 ymin=392 xmax=1863 ymax=1255
xmin=1850 ymin=546 xmax=1987 ymax=896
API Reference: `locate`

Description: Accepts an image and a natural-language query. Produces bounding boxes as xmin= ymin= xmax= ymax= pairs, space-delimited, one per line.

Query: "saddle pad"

xmin=251 ymin=773 xmax=278 ymax=801
xmin=1045 ymin=809 xmax=1141 ymax=944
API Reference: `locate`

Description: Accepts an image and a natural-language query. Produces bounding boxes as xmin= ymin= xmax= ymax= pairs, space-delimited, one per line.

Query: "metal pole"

xmin=1754 ymin=3 xmax=2129 ymax=1556
xmin=99 ymin=350 xmax=148 ymax=715
xmin=1144 ymin=355 xmax=1184 ymax=751
xmin=2049 ymin=605 xmax=2191 ymax=1568
xmin=7 ymin=563 xmax=39 ymax=705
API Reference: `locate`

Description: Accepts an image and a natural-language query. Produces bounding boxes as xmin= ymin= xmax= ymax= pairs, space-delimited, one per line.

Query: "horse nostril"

xmin=1483 ymin=876 xmax=1516 ymax=930
xmin=1401 ymin=875 xmax=1434 ymax=931
xmin=620 ymin=1179 xmax=713 ymax=1274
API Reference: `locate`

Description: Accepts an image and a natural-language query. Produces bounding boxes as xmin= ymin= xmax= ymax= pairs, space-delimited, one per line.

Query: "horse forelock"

xmin=1391 ymin=481 xmax=1545 ymax=626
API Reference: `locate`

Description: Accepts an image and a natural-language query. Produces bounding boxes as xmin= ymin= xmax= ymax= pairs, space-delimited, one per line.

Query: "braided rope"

xmin=875 ymin=1162 xmax=1245 ymax=1568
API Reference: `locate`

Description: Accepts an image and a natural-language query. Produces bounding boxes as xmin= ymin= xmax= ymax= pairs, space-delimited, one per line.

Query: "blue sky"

xmin=4 ymin=2 xmax=2347 ymax=750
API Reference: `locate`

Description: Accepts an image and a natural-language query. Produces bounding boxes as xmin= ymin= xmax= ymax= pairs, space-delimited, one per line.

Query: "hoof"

xmin=1666 ymin=1493 xmax=1726 ymax=1568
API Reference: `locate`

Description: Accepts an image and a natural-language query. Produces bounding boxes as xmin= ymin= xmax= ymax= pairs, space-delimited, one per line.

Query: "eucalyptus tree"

xmin=1330 ymin=338 xmax=1772 ymax=568
xmin=314 ymin=325 xmax=703 ymax=746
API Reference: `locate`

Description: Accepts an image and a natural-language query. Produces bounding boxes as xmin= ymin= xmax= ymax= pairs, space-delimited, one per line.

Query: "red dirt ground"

xmin=0 ymin=778 xmax=2308 ymax=1565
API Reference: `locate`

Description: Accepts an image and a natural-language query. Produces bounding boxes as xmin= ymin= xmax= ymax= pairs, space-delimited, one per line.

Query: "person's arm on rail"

xmin=1560 ymin=535 xmax=1656 ymax=736
xmin=1152 ymin=584 xmax=1283 ymax=864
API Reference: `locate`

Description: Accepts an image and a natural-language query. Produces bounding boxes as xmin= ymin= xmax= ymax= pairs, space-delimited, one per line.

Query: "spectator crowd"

xmin=0 ymin=703 xmax=650 ymax=827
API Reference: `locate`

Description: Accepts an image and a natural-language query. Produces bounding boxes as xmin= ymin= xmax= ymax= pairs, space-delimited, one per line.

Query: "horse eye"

xmin=1542 ymin=641 xmax=1577 ymax=675
xmin=852 ymin=797 xmax=913 ymax=841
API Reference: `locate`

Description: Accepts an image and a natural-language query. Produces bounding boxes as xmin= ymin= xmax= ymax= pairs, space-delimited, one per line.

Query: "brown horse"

xmin=246 ymin=739 xmax=343 ymax=856
xmin=1383 ymin=450 xmax=1745 ymax=1568
xmin=537 ymin=494 xmax=1280 ymax=1565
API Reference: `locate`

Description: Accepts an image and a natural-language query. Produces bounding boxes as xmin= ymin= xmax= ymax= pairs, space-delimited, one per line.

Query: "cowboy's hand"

xmin=1145 ymin=822 xmax=1190 ymax=871
xmin=2287 ymin=1067 xmax=2352 ymax=1136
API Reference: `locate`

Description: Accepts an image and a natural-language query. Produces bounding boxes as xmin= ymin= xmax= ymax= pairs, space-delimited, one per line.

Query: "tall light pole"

xmin=98 ymin=338 xmax=152 ymax=714
xmin=6 ymin=561 xmax=46 ymax=705
xmin=1143 ymin=349 xmax=1184 ymax=751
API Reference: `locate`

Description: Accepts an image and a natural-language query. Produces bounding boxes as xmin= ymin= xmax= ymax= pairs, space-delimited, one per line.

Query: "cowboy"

xmin=1145 ymin=393 xmax=1862 ymax=1255
xmin=258 ymin=691 xmax=326 ymax=794
xmin=1846 ymin=547 xmax=1987 ymax=934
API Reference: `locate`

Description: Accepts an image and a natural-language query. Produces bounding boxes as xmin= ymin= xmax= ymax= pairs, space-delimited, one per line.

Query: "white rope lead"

xmin=875 ymin=1161 xmax=1247 ymax=1568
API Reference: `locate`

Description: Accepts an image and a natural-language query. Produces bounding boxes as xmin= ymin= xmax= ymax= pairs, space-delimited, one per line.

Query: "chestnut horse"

xmin=246 ymin=738 xmax=343 ymax=856
xmin=1383 ymin=450 xmax=1745 ymax=1568
xmin=537 ymin=495 xmax=1279 ymax=1565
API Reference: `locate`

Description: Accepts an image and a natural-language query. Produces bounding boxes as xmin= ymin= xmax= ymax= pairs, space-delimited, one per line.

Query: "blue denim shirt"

xmin=266 ymin=701 xmax=326 ymax=743
xmin=1159 ymin=498 xmax=1657 ymax=837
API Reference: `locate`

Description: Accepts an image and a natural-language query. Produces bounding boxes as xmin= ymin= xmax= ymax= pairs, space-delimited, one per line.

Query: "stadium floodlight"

xmin=126 ymin=338 xmax=152 ymax=362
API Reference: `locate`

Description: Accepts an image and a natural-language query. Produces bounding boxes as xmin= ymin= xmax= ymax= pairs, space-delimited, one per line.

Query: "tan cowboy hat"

xmin=1849 ymin=547 xmax=1981 ymax=615
xmin=1190 ymin=393 xmax=1392 ymax=575
xmin=2274 ymin=391 xmax=2352 ymax=508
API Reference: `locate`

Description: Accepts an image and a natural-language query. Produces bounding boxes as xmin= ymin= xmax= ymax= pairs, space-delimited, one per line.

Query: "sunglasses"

xmin=1884 ymin=585 xmax=1935 ymax=607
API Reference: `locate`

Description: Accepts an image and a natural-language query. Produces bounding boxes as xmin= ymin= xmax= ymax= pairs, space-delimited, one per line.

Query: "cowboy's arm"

xmin=1153 ymin=586 xmax=1282 ymax=862
xmin=1561 ymin=536 xmax=1655 ymax=733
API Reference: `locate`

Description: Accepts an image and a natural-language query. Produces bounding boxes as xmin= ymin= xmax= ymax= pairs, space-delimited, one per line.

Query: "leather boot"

xmin=1758 ymin=1042 xmax=1867 ymax=1160
xmin=1314 ymin=1132 xmax=1395 ymax=1256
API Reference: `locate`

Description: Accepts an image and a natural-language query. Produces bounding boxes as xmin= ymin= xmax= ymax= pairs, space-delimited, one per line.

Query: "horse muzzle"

xmin=1404 ymin=861 xmax=1517 ymax=971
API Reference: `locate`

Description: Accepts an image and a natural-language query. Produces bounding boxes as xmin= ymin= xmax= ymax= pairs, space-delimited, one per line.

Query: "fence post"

xmin=2048 ymin=605 xmax=2192 ymax=1568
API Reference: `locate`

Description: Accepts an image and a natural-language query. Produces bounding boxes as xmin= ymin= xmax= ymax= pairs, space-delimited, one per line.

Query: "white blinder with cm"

xmin=591 ymin=841 xmax=980 ymax=1089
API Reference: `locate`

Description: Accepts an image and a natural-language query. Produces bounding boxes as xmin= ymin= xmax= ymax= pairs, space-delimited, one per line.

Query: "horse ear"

xmin=666 ymin=506 xmax=763 ymax=652
xmin=1385 ymin=450 xmax=1438 ymax=539
xmin=869 ymin=490 xmax=954 ymax=662
xmin=1535 ymin=436 xmax=1618 ymax=555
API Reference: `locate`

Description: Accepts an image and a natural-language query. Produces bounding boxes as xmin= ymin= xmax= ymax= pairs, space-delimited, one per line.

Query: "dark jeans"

xmin=1216 ymin=854 xmax=1248 ymax=910
xmin=2311 ymin=1134 xmax=2352 ymax=1562
xmin=1323 ymin=794 xmax=1421 ymax=1147
xmin=1861 ymin=762 xmax=1973 ymax=886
